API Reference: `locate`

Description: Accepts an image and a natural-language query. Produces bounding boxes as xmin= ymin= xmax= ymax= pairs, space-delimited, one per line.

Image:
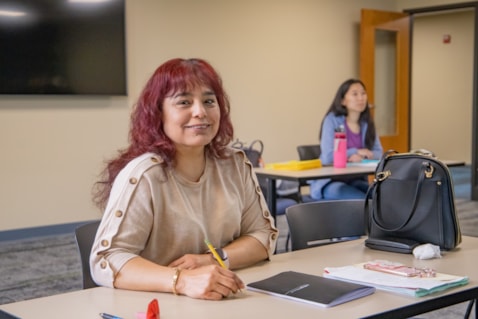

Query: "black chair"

xmin=296 ymin=144 xmax=321 ymax=202
xmin=74 ymin=220 xmax=101 ymax=289
xmin=285 ymin=199 xmax=366 ymax=251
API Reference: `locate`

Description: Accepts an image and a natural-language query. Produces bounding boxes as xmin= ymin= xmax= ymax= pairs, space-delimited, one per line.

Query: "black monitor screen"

xmin=0 ymin=0 xmax=126 ymax=95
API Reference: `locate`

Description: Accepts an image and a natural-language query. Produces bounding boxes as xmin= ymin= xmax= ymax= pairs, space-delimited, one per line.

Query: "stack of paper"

xmin=324 ymin=262 xmax=468 ymax=297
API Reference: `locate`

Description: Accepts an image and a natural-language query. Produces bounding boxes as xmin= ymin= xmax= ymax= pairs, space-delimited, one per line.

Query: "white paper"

xmin=324 ymin=263 xmax=468 ymax=297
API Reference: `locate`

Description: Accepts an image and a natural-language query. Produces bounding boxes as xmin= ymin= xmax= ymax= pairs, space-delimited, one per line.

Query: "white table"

xmin=1 ymin=236 xmax=477 ymax=319
xmin=255 ymin=159 xmax=466 ymax=218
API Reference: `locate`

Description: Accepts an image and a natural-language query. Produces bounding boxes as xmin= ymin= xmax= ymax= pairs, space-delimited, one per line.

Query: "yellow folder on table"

xmin=265 ymin=159 xmax=322 ymax=171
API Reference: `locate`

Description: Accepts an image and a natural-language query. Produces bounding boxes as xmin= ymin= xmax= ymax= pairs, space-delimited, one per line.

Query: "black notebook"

xmin=247 ymin=271 xmax=375 ymax=307
xmin=0 ymin=310 xmax=21 ymax=319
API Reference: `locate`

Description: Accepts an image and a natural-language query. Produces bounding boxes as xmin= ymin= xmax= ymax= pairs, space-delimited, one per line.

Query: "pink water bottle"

xmin=333 ymin=125 xmax=347 ymax=168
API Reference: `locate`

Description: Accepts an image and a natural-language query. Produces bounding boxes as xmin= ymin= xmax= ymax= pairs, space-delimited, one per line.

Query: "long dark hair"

xmin=319 ymin=78 xmax=376 ymax=149
xmin=92 ymin=58 xmax=234 ymax=210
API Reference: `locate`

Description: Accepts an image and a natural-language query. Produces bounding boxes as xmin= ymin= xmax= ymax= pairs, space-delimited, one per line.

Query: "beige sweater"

xmin=90 ymin=149 xmax=278 ymax=287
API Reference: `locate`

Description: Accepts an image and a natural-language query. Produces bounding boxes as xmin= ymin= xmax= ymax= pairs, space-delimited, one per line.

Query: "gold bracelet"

xmin=172 ymin=267 xmax=181 ymax=295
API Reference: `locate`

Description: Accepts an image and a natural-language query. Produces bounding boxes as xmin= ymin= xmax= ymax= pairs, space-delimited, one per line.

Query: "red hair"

xmin=93 ymin=58 xmax=234 ymax=209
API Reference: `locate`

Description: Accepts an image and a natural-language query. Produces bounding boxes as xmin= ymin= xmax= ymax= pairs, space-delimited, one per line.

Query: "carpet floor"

xmin=0 ymin=234 xmax=82 ymax=305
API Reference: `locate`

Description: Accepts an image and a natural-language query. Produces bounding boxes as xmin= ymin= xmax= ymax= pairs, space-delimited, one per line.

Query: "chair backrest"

xmin=297 ymin=144 xmax=321 ymax=161
xmin=74 ymin=220 xmax=101 ymax=289
xmin=285 ymin=200 xmax=366 ymax=251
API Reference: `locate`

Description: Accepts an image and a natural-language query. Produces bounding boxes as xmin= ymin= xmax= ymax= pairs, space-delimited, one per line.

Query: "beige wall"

xmin=411 ymin=9 xmax=473 ymax=162
xmin=396 ymin=0 xmax=474 ymax=163
xmin=0 ymin=0 xmax=467 ymax=231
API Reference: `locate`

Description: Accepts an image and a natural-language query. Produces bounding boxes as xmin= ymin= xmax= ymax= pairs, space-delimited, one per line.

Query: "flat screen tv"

xmin=0 ymin=0 xmax=126 ymax=95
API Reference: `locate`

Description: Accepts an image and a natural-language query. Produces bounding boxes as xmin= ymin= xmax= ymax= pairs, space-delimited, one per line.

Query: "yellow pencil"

xmin=204 ymin=239 xmax=227 ymax=269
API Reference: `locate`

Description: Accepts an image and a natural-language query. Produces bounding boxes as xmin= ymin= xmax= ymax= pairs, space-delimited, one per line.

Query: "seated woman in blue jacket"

xmin=310 ymin=79 xmax=383 ymax=200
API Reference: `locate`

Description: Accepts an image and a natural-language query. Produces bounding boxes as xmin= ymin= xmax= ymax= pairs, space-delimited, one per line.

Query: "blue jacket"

xmin=310 ymin=113 xmax=383 ymax=199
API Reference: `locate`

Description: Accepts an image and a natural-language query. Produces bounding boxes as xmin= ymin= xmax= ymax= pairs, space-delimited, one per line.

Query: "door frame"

xmin=404 ymin=2 xmax=478 ymax=200
xmin=360 ymin=10 xmax=410 ymax=153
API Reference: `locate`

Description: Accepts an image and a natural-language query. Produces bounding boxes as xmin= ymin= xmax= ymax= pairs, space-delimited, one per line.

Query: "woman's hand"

xmin=114 ymin=256 xmax=242 ymax=298
xmin=348 ymin=154 xmax=363 ymax=162
xmin=356 ymin=149 xmax=374 ymax=160
xmin=168 ymin=253 xmax=216 ymax=270
xmin=175 ymin=265 xmax=245 ymax=300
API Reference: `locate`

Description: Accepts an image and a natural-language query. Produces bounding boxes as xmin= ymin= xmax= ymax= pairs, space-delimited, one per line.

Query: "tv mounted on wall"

xmin=0 ymin=0 xmax=126 ymax=95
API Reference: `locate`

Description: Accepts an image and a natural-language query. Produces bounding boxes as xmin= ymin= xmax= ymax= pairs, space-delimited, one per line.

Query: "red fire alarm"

xmin=443 ymin=34 xmax=451 ymax=44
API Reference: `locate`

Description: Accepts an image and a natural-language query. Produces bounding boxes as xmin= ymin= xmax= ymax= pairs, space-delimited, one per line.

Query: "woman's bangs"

xmin=167 ymin=67 xmax=215 ymax=95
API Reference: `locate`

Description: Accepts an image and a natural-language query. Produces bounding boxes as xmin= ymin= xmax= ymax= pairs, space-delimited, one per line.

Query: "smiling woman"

xmin=162 ymin=86 xmax=220 ymax=156
xmin=89 ymin=58 xmax=278 ymax=300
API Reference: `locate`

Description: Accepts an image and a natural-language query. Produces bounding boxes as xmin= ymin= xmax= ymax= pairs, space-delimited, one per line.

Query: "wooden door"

xmin=360 ymin=9 xmax=410 ymax=153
